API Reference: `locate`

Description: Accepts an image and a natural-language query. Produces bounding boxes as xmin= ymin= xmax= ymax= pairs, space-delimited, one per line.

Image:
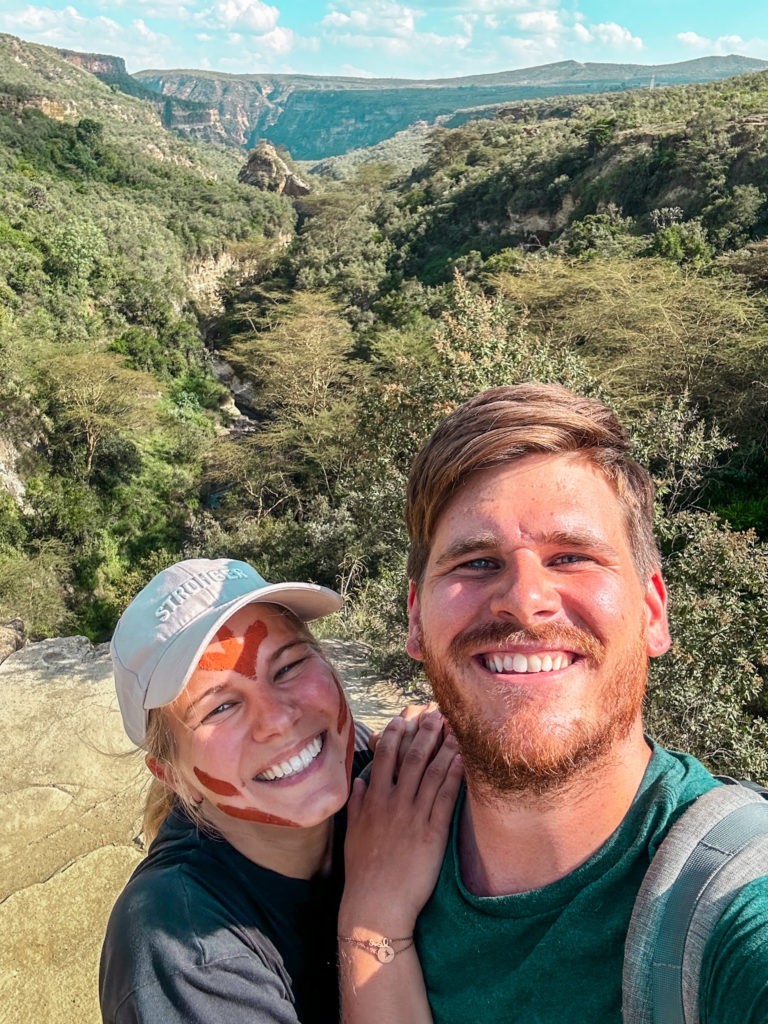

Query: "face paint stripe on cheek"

xmin=193 ymin=766 xmax=240 ymax=796
xmin=334 ymin=676 xmax=349 ymax=734
xmin=216 ymin=803 xmax=301 ymax=827
xmin=345 ymin=721 xmax=355 ymax=788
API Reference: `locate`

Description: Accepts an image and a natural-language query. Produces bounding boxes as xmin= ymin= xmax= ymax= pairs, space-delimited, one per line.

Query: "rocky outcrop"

xmin=238 ymin=141 xmax=311 ymax=196
xmin=0 ymin=634 xmax=406 ymax=1024
xmin=55 ymin=50 xmax=127 ymax=77
xmin=0 ymin=435 xmax=27 ymax=506
xmin=211 ymin=352 xmax=260 ymax=411
xmin=0 ymin=618 xmax=25 ymax=662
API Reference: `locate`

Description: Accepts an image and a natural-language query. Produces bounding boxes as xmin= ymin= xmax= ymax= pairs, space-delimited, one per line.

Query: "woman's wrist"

xmin=337 ymin=905 xmax=417 ymax=940
xmin=338 ymin=932 xmax=415 ymax=964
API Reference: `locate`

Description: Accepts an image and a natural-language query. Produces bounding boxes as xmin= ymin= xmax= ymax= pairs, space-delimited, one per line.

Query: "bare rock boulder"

xmin=238 ymin=140 xmax=311 ymax=196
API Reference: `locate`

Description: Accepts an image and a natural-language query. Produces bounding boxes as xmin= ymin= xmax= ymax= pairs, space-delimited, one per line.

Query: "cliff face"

xmin=133 ymin=56 xmax=768 ymax=159
xmin=53 ymin=50 xmax=127 ymax=76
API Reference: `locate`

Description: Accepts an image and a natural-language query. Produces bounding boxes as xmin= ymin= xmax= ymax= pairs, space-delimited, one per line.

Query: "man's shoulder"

xmin=636 ymin=742 xmax=720 ymax=841
xmin=625 ymin=767 xmax=768 ymax=1024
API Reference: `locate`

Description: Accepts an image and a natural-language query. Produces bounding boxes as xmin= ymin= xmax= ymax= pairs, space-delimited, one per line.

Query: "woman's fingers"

xmin=367 ymin=702 xmax=438 ymax=752
xmin=413 ymin=733 xmax=462 ymax=825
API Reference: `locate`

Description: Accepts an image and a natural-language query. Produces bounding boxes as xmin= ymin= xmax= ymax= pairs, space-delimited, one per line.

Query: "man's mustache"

xmin=447 ymin=622 xmax=606 ymax=664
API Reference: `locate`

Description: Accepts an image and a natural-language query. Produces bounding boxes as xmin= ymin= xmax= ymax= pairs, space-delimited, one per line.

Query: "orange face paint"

xmin=216 ymin=803 xmax=301 ymax=827
xmin=334 ymin=675 xmax=349 ymax=734
xmin=344 ymin=719 xmax=355 ymax=786
xmin=193 ymin=767 xmax=240 ymax=796
xmin=198 ymin=618 xmax=268 ymax=675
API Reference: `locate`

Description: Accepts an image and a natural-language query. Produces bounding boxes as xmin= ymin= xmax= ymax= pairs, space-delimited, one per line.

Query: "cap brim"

xmin=145 ymin=582 xmax=342 ymax=713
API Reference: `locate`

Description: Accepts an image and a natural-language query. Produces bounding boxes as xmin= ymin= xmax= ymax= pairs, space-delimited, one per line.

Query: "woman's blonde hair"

xmin=141 ymin=603 xmax=334 ymax=844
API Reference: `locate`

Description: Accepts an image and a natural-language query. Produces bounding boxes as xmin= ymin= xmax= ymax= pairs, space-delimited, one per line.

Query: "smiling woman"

xmin=99 ymin=557 xmax=461 ymax=1024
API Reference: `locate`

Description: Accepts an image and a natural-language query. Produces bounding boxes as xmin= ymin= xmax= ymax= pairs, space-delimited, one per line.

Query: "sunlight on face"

xmin=166 ymin=603 xmax=354 ymax=833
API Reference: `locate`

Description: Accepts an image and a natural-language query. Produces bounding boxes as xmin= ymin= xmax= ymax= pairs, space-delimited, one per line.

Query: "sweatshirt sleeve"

xmin=106 ymin=951 xmax=304 ymax=1024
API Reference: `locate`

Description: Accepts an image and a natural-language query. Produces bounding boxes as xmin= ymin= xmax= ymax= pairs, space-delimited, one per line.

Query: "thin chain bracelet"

xmin=338 ymin=934 xmax=414 ymax=964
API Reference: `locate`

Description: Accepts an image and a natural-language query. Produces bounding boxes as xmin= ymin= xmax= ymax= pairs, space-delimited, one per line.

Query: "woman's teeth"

xmin=256 ymin=735 xmax=323 ymax=781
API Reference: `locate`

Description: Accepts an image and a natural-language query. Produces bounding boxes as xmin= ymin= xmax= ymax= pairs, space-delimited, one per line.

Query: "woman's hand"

xmin=340 ymin=709 xmax=462 ymax=938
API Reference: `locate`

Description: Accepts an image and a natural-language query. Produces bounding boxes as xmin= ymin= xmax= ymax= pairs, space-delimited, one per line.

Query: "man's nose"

xmin=488 ymin=552 xmax=562 ymax=625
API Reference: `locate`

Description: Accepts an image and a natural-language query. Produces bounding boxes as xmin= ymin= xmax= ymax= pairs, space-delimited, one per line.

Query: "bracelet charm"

xmin=338 ymin=933 xmax=414 ymax=963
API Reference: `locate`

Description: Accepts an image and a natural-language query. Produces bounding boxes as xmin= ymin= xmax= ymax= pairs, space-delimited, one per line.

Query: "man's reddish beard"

xmin=421 ymin=621 xmax=648 ymax=799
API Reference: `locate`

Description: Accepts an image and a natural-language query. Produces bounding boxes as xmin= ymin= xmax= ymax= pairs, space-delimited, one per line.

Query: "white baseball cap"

xmin=110 ymin=558 xmax=342 ymax=745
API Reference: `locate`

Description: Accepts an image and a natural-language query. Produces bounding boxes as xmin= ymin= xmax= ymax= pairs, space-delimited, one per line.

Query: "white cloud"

xmin=499 ymin=33 xmax=561 ymax=63
xmin=340 ymin=63 xmax=377 ymax=77
xmin=453 ymin=13 xmax=476 ymax=36
xmin=432 ymin=0 xmax=536 ymax=10
xmin=677 ymin=30 xmax=767 ymax=57
xmin=258 ymin=24 xmax=293 ymax=53
xmin=207 ymin=0 xmax=279 ymax=32
xmin=0 ymin=3 xmax=185 ymax=70
xmin=321 ymin=1 xmax=418 ymax=40
xmin=129 ymin=0 xmax=191 ymax=13
xmin=319 ymin=0 xmax=480 ymax=72
xmin=677 ymin=31 xmax=711 ymax=49
xmin=592 ymin=21 xmax=642 ymax=51
xmin=573 ymin=21 xmax=592 ymax=43
xmin=515 ymin=10 xmax=560 ymax=34
xmin=1 ymin=4 xmax=112 ymax=35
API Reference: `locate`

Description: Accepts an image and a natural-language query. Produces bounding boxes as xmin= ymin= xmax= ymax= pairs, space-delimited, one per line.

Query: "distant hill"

xmin=2 ymin=32 xmax=765 ymax=160
xmin=121 ymin=55 xmax=767 ymax=159
xmin=0 ymin=33 xmax=241 ymax=180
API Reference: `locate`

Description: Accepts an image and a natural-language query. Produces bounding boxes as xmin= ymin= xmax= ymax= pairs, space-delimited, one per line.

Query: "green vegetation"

xmin=1 ymin=38 xmax=767 ymax=779
xmin=0 ymin=44 xmax=295 ymax=638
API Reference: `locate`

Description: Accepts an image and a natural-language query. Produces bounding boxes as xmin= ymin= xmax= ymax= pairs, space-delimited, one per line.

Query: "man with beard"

xmin=397 ymin=383 xmax=768 ymax=1023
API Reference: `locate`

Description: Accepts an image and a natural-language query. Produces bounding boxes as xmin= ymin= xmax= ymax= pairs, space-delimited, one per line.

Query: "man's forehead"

xmin=429 ymin=455 xmax=629 ymax=551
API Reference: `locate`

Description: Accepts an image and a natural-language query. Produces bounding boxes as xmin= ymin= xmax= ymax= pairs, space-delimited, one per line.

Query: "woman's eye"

xmin=202 ymin=701 xmax=235 ymax=722
xmin=275 ymin=657 xmax=307 ymax=679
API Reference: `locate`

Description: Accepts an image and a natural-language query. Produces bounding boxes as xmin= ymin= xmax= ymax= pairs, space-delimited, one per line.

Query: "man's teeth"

xmin=256 ymin=735 xmax=323 ymax=781
xmin=483 ymin=652 xmax=573 ymax=674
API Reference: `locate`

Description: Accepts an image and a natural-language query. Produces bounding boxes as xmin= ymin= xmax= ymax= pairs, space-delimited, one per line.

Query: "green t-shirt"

xmin=415 ymin=743 xmax=768 ymax=1024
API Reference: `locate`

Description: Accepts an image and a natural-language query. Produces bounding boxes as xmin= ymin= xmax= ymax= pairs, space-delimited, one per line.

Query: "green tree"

xmin=34 ymin=352 xmax=162 ymax=480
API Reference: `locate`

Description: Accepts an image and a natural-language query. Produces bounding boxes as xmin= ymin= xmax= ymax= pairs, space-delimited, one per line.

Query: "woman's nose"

xmin=247 ymin=687 xmax=299 ymax=742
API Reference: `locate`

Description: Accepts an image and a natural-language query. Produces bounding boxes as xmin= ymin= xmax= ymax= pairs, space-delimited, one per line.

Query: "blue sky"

xmin=1 ymin=1 xmax=766 ymax=79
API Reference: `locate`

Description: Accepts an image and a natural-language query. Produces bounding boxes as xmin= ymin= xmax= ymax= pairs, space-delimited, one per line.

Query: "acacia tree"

xmin=33 ymin=351 xmax=161 ymax=481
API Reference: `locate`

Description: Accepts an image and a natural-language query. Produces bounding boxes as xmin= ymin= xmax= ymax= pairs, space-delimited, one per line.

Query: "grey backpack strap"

xmin=623 ymin=784 xmax=768 ymax=1024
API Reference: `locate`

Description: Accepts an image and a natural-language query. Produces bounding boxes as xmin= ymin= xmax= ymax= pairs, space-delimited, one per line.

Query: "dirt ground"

xmin=0 ymin=635 xmax=408 ymax=1024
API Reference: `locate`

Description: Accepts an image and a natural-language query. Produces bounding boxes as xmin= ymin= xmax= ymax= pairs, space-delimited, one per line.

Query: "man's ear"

xmin=644 ymin=571 xmax=671 ymax=658
xmin=406 ymin=580 xmax=425 ymax=662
